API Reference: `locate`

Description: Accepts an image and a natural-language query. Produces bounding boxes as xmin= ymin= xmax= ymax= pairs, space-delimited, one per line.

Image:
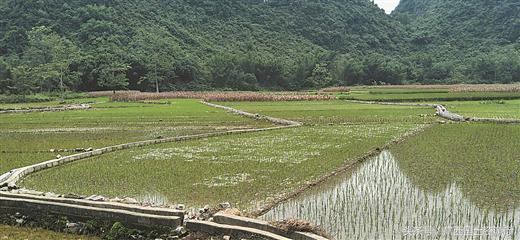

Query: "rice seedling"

xmin=394 ymin=124 xmax=520 ymax=209
xmin=22 ymin=124 xmax=416 ymax=208
xmin=21 ymin=104 xmax=421 ymax=208
xmin=0 ymin=99 xmax=272 ymax=173
xmin=263 ymin=136 xmax=520 ymax=239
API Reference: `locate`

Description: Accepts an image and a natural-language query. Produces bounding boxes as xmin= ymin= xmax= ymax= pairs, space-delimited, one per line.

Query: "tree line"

xmin=0 ymin=0 xmax=518 ymax=95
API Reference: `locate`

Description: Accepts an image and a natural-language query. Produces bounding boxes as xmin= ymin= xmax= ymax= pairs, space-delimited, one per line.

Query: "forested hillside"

xmin=393 ymin=0 xmax=520 ymax=84
xmin=394 ymin=0 xmax=518 ymax=47
xmin=0 ymin=0 xmax=518 ymax=94
xmin=0 ymin=0 xmax=407 ymax=93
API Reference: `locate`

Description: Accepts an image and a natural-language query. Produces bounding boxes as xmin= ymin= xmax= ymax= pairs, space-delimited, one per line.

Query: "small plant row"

xmin=105 ymin=91 xmax=335 ymax=102
xmin=449 ymin=84 xmax=520 ymax=92
xmin=318 ymin=87 xmax=351 ymax=93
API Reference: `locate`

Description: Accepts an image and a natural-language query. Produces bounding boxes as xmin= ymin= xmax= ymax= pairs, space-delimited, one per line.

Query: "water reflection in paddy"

xmin=262 ymin=151 xmax=519 ymax=240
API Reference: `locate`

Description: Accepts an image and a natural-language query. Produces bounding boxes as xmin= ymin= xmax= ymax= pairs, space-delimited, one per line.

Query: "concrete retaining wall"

xmin=213 ymin=213 xmax=328 ymax=240
xmin=0 ymin=128 xmax=288 ymax=188
xmin=186 ymin=220 xmax=292 ymax=240
xmin=0 ymin=192 xmax=184 ymax=218
xmin=0 ymin=196 xmax=182 ymax=229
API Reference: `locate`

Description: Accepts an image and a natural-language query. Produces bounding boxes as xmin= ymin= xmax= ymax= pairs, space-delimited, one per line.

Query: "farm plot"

xmin=21 ymin=101 xmax=434 ymax=209
xmin=0 ymin=99 xmax=272 ymax=173
xmin=440 ymin=99 xmax=520 ymax=119
xmin=221 ymin=100 xmax=437 ymax=124
xmin=262 ymin=124 xmax=520 ymax=239
xmin=394 ymin=123 xmax=520 ymax=209
xmin=341 ymin=86 xmax=520 ymax=102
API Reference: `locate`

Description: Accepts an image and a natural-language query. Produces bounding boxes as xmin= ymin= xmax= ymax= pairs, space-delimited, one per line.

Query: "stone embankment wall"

xmin=0 ymin=195 xmax=182 ymax=229
xmin=211 ymin=213 xmax=327 ymax=240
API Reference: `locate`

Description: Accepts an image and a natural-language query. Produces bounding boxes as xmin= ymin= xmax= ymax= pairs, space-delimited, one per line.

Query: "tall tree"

xmin=22 ymin=26 xmax=80 ymax=93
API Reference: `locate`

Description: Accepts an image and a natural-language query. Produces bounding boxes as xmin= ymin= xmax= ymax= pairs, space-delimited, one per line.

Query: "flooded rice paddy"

xmin=262 ymin=151 xmax=519 ymax=240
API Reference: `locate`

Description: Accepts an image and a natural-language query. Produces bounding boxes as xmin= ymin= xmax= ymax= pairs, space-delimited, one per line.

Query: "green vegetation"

xmin=393 ymin=123 xmax=520 ymax=209
xmin=0 ymin=99 xmax=272 ymax=173
xmin=1 ymin=1 xmax=517 ymax=94
xmin=2 ymin=91 xmax=519 ymax=237
xmin=0 ymin=0 xmax=406 ymax=92
xmin=0 ymin=225 xmax=99 ymax=240
xmin=264 ymin=125 xmax=520 ymax=239
xmin=393 ymin=0 xmax=520 ymax=84
xmin=20 ymin=101 xmax=433 ymax=208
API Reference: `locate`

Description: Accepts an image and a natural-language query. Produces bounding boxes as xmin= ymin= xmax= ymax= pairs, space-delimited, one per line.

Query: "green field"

xmin=393 ymin=123 xmax=520 ymax=209
xmin=0 ymin=225 xmax=99 ymax=240
xmin=0 ymin=99 xmax=272 ymax=173
xmin=441 ymin=99 xmax=520 ymax=119
xmin=20 ymin=101 xmax=432 ymax=208
xmin=221 ymin=100 xmax=437 ymax=124
xmin=2 ymin=89 xmax=520 ymax=239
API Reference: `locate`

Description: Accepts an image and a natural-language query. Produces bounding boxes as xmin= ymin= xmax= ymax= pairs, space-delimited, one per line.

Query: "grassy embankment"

xmin=0 ymin=225 xmax=99 ymax=240
xmin=22 ymin=100 xmax=436 ymax=208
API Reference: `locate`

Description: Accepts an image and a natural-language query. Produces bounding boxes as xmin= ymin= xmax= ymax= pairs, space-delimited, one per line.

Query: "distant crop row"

xmin=319 ymin=87 xmax=351 ymax=93
xmin=354 ymin=84 xmax=520 ymax=92
xmin=449 ymin=84 xmax=520 ymax=92
xmin=108 ymin=91 xmax=335 ymax=102
xmin=88 ymin=91 xmax=141 ymax=97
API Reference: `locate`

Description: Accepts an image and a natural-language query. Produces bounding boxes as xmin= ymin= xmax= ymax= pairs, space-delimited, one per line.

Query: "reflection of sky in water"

xmin=262 ymin=151 xmax=519 ymax=240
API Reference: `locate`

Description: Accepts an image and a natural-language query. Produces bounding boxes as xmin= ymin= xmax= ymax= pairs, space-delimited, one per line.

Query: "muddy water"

xmin=261 ymin=151 xmax=519 ymax=240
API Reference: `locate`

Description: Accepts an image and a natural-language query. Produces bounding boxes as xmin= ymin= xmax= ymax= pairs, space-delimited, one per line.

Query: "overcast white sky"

xmin=373 ymin=0 xmax=401 ymax=14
